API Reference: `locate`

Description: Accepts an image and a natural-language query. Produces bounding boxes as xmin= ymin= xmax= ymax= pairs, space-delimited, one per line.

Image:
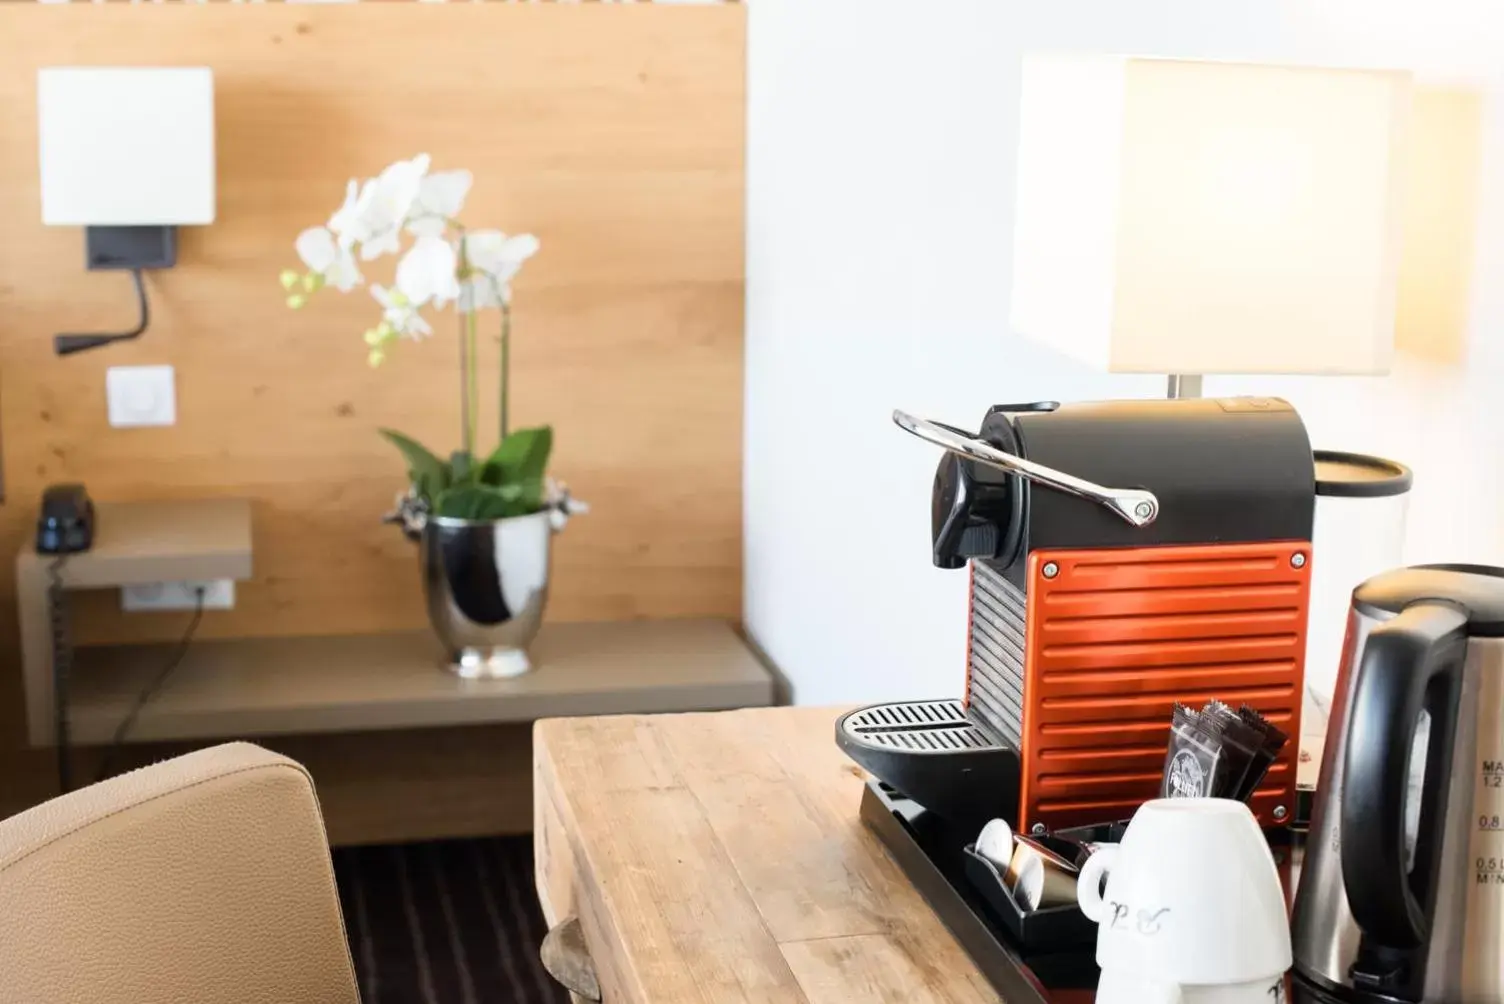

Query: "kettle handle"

xmin=1340 ymin=601 xmax=1469 ymax=949
xmin=892 ymin=410 xmax=1160 ymax=528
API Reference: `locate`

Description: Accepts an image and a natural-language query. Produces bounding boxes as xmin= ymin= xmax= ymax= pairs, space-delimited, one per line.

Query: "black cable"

xmin=46 ymin=555 xmax=73 ymax=793
xmin=94 ymin=586 xmax=206 ymax=784
xmin=54 ymin=268 xmax=150 ymax=356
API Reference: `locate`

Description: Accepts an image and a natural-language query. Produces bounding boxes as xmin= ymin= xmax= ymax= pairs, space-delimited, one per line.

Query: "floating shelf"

xmin=16 ymin=497 xmax=253 ymax=589
xmin=67 ymin=619 xmax=774 ymax=744
xmin=18 ymin=497 xmax=256 ymax=745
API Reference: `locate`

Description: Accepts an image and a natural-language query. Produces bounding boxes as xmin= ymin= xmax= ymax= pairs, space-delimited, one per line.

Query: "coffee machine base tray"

xmin=858 ymin=779 xmax=1097 ymax=1002
xmin=837 ymin=701 xmax=1021 ymax=828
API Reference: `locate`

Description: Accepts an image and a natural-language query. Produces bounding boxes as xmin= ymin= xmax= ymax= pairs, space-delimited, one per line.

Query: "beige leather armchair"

xmin=0 ymin=743 xmax=360 ymax=1004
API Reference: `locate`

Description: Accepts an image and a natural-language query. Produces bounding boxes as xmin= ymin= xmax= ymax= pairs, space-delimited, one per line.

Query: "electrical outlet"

xmin=121 ymin=579 xmax=234 ymax=612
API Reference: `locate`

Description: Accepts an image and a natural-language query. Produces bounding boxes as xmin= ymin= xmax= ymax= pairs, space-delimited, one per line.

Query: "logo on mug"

xmin=1167 ymin=749 xmax=1207 ymax=798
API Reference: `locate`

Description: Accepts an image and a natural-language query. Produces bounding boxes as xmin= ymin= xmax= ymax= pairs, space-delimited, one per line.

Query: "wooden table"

xmin=533 ymin=706 xmax=1010 ymax=1003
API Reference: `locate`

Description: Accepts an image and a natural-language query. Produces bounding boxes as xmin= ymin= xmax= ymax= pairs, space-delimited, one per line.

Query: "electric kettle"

xmin=1293 ymin=564 xmax=1504 ymax=1003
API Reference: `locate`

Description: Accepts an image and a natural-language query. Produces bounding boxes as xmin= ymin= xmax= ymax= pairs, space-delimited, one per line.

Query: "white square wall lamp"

xmin=37 ymin=66 xmax=216 ymax=355
xmin=39 ymin=66 xmax=215 ymax=227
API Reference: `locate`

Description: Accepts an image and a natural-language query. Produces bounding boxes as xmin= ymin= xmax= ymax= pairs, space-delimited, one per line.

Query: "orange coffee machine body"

xmin=930 ymin=398 xmax=1313 ymax=832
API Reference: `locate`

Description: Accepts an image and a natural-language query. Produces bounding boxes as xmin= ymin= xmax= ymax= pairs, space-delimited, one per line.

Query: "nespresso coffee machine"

xmin=839 ymin=397 xmax=1315 ymax=833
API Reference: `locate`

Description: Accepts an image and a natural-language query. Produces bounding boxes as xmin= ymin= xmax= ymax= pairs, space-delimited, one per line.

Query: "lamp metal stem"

xmin=1166 ymin=374 xmax=1204 ymax=399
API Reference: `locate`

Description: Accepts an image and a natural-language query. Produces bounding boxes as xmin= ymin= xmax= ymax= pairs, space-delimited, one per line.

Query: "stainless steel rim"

xmin=427 ymin=509 xmax=552 ymax=529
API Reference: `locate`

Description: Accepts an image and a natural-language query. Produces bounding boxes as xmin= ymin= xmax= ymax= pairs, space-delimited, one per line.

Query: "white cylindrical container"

xmin=1302 ymin=451 xmax=1412 ymax=777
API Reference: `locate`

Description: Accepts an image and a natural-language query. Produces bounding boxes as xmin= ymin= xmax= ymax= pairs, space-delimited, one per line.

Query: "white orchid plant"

xmin=282 ymin=154 xmax=553 ymax=523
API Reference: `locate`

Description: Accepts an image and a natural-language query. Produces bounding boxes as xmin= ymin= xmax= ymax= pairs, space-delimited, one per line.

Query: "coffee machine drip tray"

xmin=836 ymin=701 xmax=1021 ymax=829
xmin=840 ymin=700 xmax=993 ymax=750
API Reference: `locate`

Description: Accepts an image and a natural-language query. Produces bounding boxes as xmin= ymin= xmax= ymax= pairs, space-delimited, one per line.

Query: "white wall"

xmin=744 ymin=0 xmax=1504 ymax=706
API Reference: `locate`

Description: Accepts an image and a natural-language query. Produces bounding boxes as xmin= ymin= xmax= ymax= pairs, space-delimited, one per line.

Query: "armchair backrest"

xmin=0 ymin=743 xmax=360 ymax=1004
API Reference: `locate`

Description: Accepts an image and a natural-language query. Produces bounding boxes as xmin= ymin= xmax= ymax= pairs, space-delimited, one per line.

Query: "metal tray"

xmin=858 ymin=780 xmax=1099 ymax=1003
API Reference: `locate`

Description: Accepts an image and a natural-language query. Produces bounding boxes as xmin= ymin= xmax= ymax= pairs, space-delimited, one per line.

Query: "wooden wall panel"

xmin=0 ymin=3 xmax=744 ymax=813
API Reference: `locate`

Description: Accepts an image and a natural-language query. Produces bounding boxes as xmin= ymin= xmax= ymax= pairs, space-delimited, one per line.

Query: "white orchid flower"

xmin=408 ymin=170 xmax=473 ymax=237
xmin=395 ymin=236 xmax=461 ymax=309
xmin=331 ymin=154 xmax=432 ymax=261
xmin=294 ymin=226 xmax=363 ymax=292
xmin=461 ymin=230 xmax=540 ymax=306
xmin=285 ymin=156 xmax=544 ymax=397
xmin=465 ymin=230 xmax=539 ymax=280
xmin=326 ymin=180 xmax=364 ymax=250
xmin=458 ymin=275 xmax=504 ymax=313
xmin=371 ymin=283 xmax=433 ymax=341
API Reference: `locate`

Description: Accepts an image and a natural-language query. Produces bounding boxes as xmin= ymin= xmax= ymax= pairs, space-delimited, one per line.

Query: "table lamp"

xmin=1008 ymin=55 xmax=1424 ymax=795
xmin=1009 ymin=55 xmax=1412 ymax=397
xmin=37 ymin=66 xmax=216 ymax=355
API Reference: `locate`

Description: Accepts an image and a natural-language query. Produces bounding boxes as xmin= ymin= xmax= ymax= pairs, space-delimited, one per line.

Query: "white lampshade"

xmin=1009 ymin=55 xmax=1412 ymax=376
xmin=38 ymin=67 xmax=216 ymax=227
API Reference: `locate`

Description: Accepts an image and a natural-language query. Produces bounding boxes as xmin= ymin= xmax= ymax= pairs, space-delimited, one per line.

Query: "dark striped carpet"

xmin=332 ymin=836 xmax=569 ymax=1004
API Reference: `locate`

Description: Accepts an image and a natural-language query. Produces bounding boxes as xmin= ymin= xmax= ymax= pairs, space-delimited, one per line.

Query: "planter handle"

xmin=549 ymin=481 xmax=590 ymax=533
xmin=383 ymin=489 xmax=429 ymax=541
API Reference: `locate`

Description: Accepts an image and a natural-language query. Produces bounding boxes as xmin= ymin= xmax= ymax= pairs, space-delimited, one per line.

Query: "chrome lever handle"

xmin=892 ymin=409 xmax=1160 ymax=529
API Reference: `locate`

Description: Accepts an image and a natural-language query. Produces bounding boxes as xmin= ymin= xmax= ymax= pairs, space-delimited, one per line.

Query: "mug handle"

xmin=1076 ymin=844 xmax=1120 ymax=923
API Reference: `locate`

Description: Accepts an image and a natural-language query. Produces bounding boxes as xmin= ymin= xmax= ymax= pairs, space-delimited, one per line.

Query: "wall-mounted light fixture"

xmin=38 ymin=66 xmax=216 ymax=356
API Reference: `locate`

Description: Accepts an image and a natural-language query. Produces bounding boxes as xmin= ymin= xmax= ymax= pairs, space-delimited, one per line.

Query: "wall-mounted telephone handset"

xmin=38 ymin=483 xmax=93 ymax=792
xmin=37 ymin=483 xmax=95 ymax=555
xmin=36 ymin=486 xmax=205 ymax=792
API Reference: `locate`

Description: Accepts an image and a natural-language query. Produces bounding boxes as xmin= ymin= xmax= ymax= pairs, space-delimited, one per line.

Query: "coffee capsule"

xmin=1006 ymin=835 xmax=1080 ymax=911
xmin=974 ymin=818 xmax=1016 ymax=872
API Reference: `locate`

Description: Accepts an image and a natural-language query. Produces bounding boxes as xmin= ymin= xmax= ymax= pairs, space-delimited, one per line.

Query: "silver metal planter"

xmin=397 ymin=485 xmax=586 ymax=679
xmin=421 ymin=511 xmax=553 ymax=678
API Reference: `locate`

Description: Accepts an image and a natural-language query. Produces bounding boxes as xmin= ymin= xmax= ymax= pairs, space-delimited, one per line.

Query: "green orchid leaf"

xmin=515 ymin=477 xmax=546 ymax=513
xmin=480 ymin=426 xmax=553 ymax=488
xmin=485 ymin=477 xmax=545 ymax=515
xmin=379 ymin=429 xmax=450 ymax=503
xmin=434 ymin=482 xmax=532 ymax=521
xmin=449 ymin=450 xmax=475 ymax=483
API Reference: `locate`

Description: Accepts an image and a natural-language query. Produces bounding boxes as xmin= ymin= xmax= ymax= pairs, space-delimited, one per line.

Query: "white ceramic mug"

xmin=1077 ymin=798 xmax=1290 ymax=991
xmin=1096 ymin=970 xmax=1287 ymax=1002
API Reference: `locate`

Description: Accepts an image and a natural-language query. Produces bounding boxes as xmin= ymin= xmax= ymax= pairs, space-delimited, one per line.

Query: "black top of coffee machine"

xmin=928 ymin=397 xmax=1316 ymax=583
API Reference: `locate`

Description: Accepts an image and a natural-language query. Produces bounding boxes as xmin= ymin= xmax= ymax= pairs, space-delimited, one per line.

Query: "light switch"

xmin=106 ymin=365 xmax=176 ymax=428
